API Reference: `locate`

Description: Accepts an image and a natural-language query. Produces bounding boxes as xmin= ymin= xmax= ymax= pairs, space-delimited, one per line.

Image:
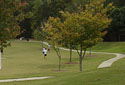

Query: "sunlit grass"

xmin=92 ymin=42 xmax=125 ymax=54
xmin=0 ymin=40 xmax=124 ymax=85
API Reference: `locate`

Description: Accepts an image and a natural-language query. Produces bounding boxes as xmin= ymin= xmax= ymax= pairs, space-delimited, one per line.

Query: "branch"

xmin=74 ymin=46 xmax=80 ymax=57
xmin=57 ymin=47 xmax=61 ymax=57
xmin=82 ymin=49 xmax=86 ymax=60
xmin=53 ymin=46 xmax=60 ymax=57
xmin=53 ymin=46 xmax=61 ymax=58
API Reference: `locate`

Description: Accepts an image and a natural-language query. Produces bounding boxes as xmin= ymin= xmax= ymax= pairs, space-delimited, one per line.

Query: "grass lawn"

xmin=91 ymin=42 xmax=125 ymax=54
xmin=0 ymin=40 xmax=124 ymax=85
xmin=4 ymin=58 xmax=124 ymax=85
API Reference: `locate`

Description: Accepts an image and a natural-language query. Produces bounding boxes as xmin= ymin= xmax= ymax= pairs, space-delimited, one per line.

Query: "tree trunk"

xmin=54 ymin=47 xmax=62 ymax=71
xmin=59 ymin=56 xmax=61 ymax=71
xmin=80 ymin=49 xmax=86 ymax=72
xmin=82 ymin=49 xmax=86 ymax=61
xmin=80 ymin=54 xmax=82 ymax=72
xmin=89 ymin=47 xmax=92 ymax=56
xmin=41 ymin=40 xmax=43 ymax=48
xmin=0 ymin=52 xmax=1 ymax=70
xmin=79 ymin=45 xmax=83 ymax=72
xmin=70 ymin=44 xmax=72 ymax=62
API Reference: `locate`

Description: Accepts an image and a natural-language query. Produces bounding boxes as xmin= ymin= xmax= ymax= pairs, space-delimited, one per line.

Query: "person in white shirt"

xmin=43 ymin=47 xmax=45 ymax=54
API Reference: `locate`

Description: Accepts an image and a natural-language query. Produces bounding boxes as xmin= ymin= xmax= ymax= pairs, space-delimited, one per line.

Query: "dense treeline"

xmin=104 ymin=0 xmax=125 ymax=41
xmin=0 ymin=0 xmax=26 ymax=47
xmin=19 ymin=0 xmax=125 ymax=41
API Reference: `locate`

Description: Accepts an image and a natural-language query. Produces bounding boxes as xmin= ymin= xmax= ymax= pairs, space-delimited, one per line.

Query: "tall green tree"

xmin=44 ymin=0 xmax=113 ymax=71
xmin=44 ymin=17 xmax=63 ymax=71
xmin=18 ymin=0 xmax=34 ymax=38
xmin=60 ymin=11 xmax=81 ymax=63
xmin=31 ymin=0 xmax=73 ymax=30
xmin=105 ymin=0 xmax=125 ymax=8
xmin=105 ymin=7 xmax=125 ymax=41
xmin=20 ymin=0 xmax=89 ymax=39
xmin=0 ymin=0 xmax=26 ymax=48
xmin=104 ymin=0 xmax=125 ymax=41
xmin=60 ymin=0 xmax=113 ymax=71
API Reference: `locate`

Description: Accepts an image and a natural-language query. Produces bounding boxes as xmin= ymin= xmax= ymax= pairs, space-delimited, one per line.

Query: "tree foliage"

xmin=44 ymin=0 xmax=113 ymax=71
xmin=14 ymin=0 xmax=125 ymax=41
xmin=44 ymin=17 xmax=63 ymax=71
xmin=105 ymin=7 xmax=125 ymax=41
xmin=0 ymin=0 xmax=26 ymax=47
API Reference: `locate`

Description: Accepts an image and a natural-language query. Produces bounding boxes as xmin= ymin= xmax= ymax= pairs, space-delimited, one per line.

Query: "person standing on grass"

xmin=43 ymin=47 xmax=45 ymax=54
xmin=48 ymin=45 xmax=50 ymax=52
xmin=0 ymin=47 xmax=3 ymax=54
xmin=43 ymin=48 xmax=47 ymax=59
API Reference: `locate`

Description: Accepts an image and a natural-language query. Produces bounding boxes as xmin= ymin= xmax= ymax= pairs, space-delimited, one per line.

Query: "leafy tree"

xmin=18 ymin=0 xmax=34 ymax=38
xmin=44 ymin=17 xmax=63 ymax=71
xmin=31 ymin=0 xmax=73 ymax=30
xmin=44 ymin=0 xmax=113 ymax=71
xmin=105 ymin=7 xmax=125 ymax=41
xmin=33 ymin=28 xmax=43 ymax=40
xmin=60 ymin=11 xmax=81 ymax=63
xmin=0 ymin=0 xmax=26 ymax=48
xmin=59 ymin=0 xmax=89 ymax=63
xmin=61 ymin=0 xmax=113 ymax=71
xmin=33 ymin=27 xmax=46 ymax=48
xmin=19 ymin=0 xmax=89 ymax=39
xmin=105 ymin=0 xmax=125 ymax=8
xmin=103 ymin=0 xmax=125 ymax=41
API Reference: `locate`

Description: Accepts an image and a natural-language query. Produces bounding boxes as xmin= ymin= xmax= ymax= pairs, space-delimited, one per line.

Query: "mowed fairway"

xmin=0 ymin=40 xmax=125 ymax=85
xmin=92 ymin=42 xmax=125 ymax=54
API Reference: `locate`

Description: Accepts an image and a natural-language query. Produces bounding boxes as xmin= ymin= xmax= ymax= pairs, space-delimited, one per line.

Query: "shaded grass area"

xmin=0 ymin=40 xmax=122 ymax=85
xmin=91 ymin=42 xmax=125 ymax=54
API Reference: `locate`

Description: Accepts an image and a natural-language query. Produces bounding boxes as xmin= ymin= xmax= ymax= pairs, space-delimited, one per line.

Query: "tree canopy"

xmin=0 ymin=0 xmax=26 ymax=47
xmin=14 ymin=0 xmax=125 ymax=41
xmin=44 ymin=0 xmax=113 ymax=71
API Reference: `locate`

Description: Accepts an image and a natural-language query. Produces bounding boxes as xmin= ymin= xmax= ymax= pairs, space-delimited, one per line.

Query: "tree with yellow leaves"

xmin=44 ymin=0 xmax=114 ymax=71
xmin=44 ymin=17 xmax=63 ymax=71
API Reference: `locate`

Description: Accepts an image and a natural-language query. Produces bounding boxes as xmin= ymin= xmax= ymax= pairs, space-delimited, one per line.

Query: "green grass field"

xmin=0 ymin=40 xmax=125 ymax=85
xmin=92 ymin=42 xmax=125 ymax=54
